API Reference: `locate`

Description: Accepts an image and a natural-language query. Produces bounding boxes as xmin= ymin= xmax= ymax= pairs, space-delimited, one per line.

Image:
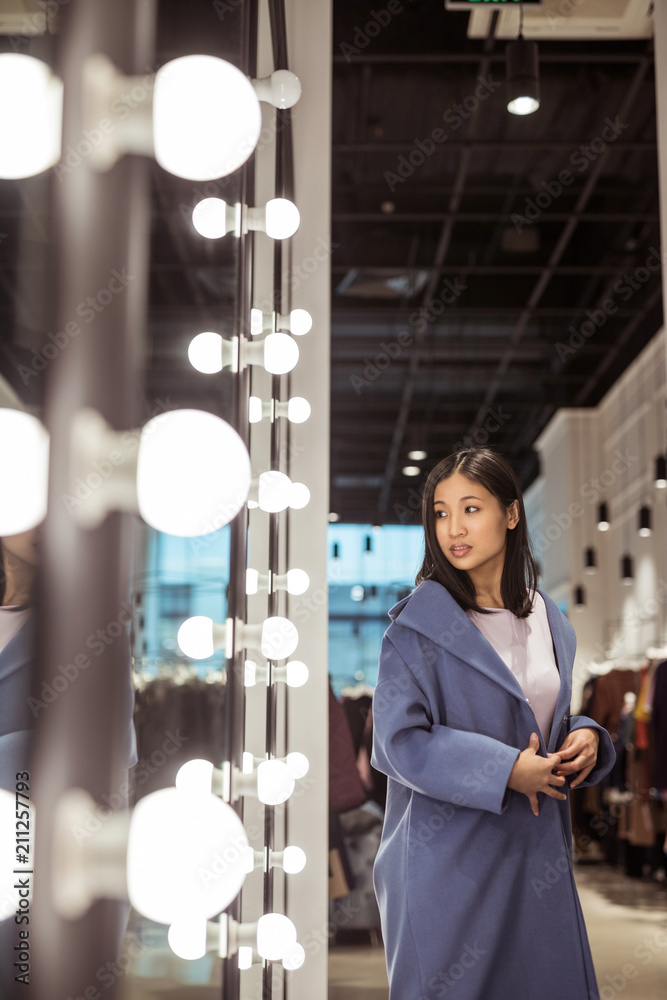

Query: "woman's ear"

xmin=508 ymin=499 xmax=520 ymax=529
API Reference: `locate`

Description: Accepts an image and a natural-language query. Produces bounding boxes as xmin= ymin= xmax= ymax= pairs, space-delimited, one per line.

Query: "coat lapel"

xmin=389 ymin=581 xmax=574 ymax=747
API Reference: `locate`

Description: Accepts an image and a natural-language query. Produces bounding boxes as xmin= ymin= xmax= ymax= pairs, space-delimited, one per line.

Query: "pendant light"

xmin=573 ymin=585 xmax=586 ymax=612
xmin=654 ymin=455 xmax=667 ymax=489
xmin=505 ymin=5 xmax=540 ymax=116
xmin=621 ymin=554 xmax=634 ymax=586
xmin=597 ymin=502 xmax=610 ymax=531
xmin=584 ymin=547 xmax=597 ymax=574
xmin=638 ymin=505 xmax=652 ymax=537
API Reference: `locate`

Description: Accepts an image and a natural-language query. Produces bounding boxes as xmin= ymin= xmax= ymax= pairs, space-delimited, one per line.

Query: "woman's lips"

xmin=450 ymin=545 xmax=472 ymax=558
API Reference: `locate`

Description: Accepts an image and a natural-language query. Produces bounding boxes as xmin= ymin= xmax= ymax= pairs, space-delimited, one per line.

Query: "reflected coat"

xmin=371 ymin=580 xmax=615 ymax=1000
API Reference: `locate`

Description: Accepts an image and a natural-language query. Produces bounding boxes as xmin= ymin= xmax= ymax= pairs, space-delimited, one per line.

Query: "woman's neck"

xmin=2 ymin=554 xmax=34 ymax=607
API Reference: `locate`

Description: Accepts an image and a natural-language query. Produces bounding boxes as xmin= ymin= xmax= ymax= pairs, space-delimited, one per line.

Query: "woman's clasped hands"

xmin=506 ymin=727 xmax=599 ymax=816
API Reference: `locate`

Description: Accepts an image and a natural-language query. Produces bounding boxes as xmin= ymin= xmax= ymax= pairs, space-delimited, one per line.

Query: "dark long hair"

xmin=415 ymin=448 xmax=539 ymax=618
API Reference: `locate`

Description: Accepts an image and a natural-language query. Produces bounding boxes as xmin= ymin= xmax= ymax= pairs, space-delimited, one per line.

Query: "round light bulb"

xmin=127 ymin=788 xmax=249 ymax=925
xmin=250 ymin=308 xmax=264 ymax=336
xmin=407 ymin=450 xmax=427 ymax=461
xmin=289 ymin=482 xmax=310 ymax=510
xmin=192 ymin=198 xmax=229 ymax=238
xmin=244 ymin=659 xmax=258 ymax=686
xmin=248 ymin=396 xmax=263 ymax=423
xmin=282 ymin=846 xmax=307 ymax=875
xmin=256 ymin=913 xmax=298 ymax=961
xmin=0 ymin=55 xmax=63 ymax=179
xmin=175 ymin=759 xmax=214 ymax=796
xmin=264 ymin=198 xmax=300 ymax=240
xmin=285 ymin=660 xmax=309 ymax=687
xmin=282 ymin=941 xmax=306 ymax=971
xmin=261 ymin=616 xmax=298 ymax=659
xmin=168 ymin=918 xmax=207 ymax=960
xmin=263 ymin=332 xmax=299 ymax=375
xmin=402 ymin=465 xmax=420 ymax=477
xmin=287 ymin=397 xmax=311 ymax=423
xmin=0 ymin=409 xmax=49 ymax=535
xmin=267 ymin=69 xmax=302 ymax=109
xmin=246 ymin=568 xmax=259 ymax=595
xmin=257 ymin=760 xmax=295 ymax=806
xmin=177 ymin=616 xmax=214 ymax=659
xmin=286 ymin=568 xmax=310 ymax=596
xmin=285 ymin=752 xmax=309 ymax=780
xmin=153 ymin=55 xmax=261 ymax=181
xmin=289 ymin=309 xmax=312 ymax=336
xmin=137 ymin=409 xmax=251 ymax=536
xmin=188 ymin=332 xmax=223 ymax=374
xmin=258 ymin=471 xmax=293 ymax=513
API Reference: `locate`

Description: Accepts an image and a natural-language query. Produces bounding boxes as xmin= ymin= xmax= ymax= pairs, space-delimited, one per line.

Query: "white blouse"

xmin=466 ymin=591 xmax=561 ymax=742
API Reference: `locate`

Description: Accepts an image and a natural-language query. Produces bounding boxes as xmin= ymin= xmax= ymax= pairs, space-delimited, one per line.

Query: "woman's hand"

xmin=507 ymin=733 xmax=567 ymax=816
xmin=549 ymin=727 xmax=600 ymax=789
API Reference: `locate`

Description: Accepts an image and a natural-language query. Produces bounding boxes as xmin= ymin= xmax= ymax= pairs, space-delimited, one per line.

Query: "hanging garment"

xmin=650 ymin=660 xmax=667 ymax=791
xmin=371 ymin=580 xmax=615 ymax=1000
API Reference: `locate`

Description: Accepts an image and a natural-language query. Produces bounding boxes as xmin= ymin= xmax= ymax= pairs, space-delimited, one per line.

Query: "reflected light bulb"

xmin=282 ymin=942 xmax=306 ymax=970
xmin=177 ymin=616 xmax=214 ymax=659
xmin=192 ymin=197 xmax=231 ymax=238
xmin=256 ymin=913 xmax=297 ymax=961
xmin=287 ymin=397 xmax=311 ymax=423
xmin=246 ymin=568 xmax=259 ymax=595
xmin=0 ymin=55 xmax=63 ymax=179
xmin=250 ymin=308 xmax=264 ymax=336
xmin=289 ymin=309 xmax=312 ymax=336
xmin=127 ymin=787 xmax=249 ymax=925
xmin=175 ymin=759 xmax=214 ymax=796
xmin=286 ymin=569 xmax=310 ymax=595
xmin=137 ymin=409 xmax=251 ymax=536
xmin=168 ymin=918 xmax=207 ymax=960
xmin=154 ymin=55 xmax=261 ymax=181
xmin=282 ymin=846 xmax=307 ymax=875
xmin=248 ymin=396 xmax=263 ymax=423
xmin=261 ymin=616 xmax=298 ymax=659
xmin=263 ymin=332 xmax=299 ymax=375
xmin=285 ymin=661 xmax=309 ymax=687
xmin=188 ymin=332 xmax=223 ymax=374
xmin=508 ymin=95 xmax=539 ymax=116
xmin=289 ymin=482 xmax=310 ymax=510
xmin=258 ymin=471 xmax=293 ymax=513
xmin=285 ymin=752 xmax=309 ymax=779
xmin=264 ymin=198 xmax=300 ymax=239
xmin=257 ymin=760 xmax=295 ymax=806
xmin=0 ymin=409 xmax=49 ymax=535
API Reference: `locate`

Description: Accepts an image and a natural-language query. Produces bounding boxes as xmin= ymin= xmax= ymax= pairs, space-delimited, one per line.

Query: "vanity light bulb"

xmin=0 ymin=409 xmax=49 ymax=534
xmin=285 ymin=752 xmax=309 ymax=780
xmin=285 ymin=568 xmax=310 ymax=595
xmin=263 ymin=332 xmax=299 ymax=375
xmin=285 ymin=661 xmax=309 ymax=687
xmin=264 ymin=198 xmax=300 ymax=240
xmin=248 ymin=396 xmax=263 ymax=423
xmin=282 ymin=942 xmax=306 ymax=970
xmin=256 ymin=913 xmax=298 ymax=961
xmin=175 ymin=759 xmax=214 ymax=796
xmin=188 ymin=332 xmax=223 ymax=374
xmin=126 ymin=787 xmax=249 ymax=925
xmin=0 ymin=55 xmax=63 ymax=178
xmin=192 ymin=198 xmax=230 ymax=238
xmin=261 ymin=616 xmax=299 ymax=659
xmin=168 ymin=918 xmax=207 ymax=960
xmin=258 ymin=471 xmax=293 ymax=513
xmin=257 ymin=760 xmax=295 ymax=807
xmin=136 ymin=409 xmax=251 ymax=537
xmin=177 ymin=616 xmax=214 ymax=659
xmin=282 ymin=846 xmax=307 ymax=875
xmin=153 ymin=55 xmax=261 ymax=181
xmin=289 ymin=482 xmax=310 ymax=510
xmin=287 ymin=397 xmax=311 ymax=423
xmin=288 ymin=309 xmax=312 ymax=336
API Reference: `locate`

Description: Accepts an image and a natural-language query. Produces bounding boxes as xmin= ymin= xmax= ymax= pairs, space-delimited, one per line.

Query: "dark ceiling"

xmin=330 ymin=1 xmax=661 ymax=524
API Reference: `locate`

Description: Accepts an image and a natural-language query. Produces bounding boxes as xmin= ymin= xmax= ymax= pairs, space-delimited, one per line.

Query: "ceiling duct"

xmin=449 ymin=0 xmax=653 ymax=41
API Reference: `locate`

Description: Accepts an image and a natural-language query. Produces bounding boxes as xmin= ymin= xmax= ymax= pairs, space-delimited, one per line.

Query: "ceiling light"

xmin=402 ymin=465 xmax=421 ymax=476
xmin=506 ymin=37 xmax=540 ymax=116
xmin=584 ymin=547 xmax=597 ymax=574
xmin=638 ymin=505 xmax=652 ymax=537
xmin=655 ymin=454 xmax=667 ymax=488
xmin=621 ymin=554 xmax=634 ymax=586
xmin=573 ymin=585 xmax=585 ymax=612
xmin=407 ymin=450 xmax=427 ymax=461
xmin=596 ymin=502 xmax=610 ymax=531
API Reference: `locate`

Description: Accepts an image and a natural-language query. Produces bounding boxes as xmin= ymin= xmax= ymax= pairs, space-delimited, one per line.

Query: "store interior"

xmin=0 ymin=0 xmax=666 ymax=998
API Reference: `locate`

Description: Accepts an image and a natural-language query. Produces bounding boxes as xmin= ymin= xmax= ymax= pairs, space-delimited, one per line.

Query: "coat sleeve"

xmin=564 ymin=715 xmax=616 ymax=787
xmin=370 ymin=634 xmax=521 ymax=815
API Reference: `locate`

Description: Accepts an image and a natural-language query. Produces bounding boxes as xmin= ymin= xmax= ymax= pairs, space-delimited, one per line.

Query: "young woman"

xmin=371 ymin=448 xmax=615 ymax=1000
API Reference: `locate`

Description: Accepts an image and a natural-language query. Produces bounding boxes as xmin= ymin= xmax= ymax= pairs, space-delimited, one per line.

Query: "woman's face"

xmin=1 ymin=527 xmax=40 ymax=569
xmin=433 ymin=471 xmax=518 ymax=575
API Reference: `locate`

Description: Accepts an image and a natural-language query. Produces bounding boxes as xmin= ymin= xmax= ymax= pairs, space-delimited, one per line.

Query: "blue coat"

xmin=371 ymin=580 xmax=615 ymax=1000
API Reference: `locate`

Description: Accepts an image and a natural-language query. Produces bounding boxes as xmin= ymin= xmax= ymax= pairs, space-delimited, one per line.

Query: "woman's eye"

xmin=435 ymin=510 xmax=446 ymax=518
xmin=465 ymin=506 xmax=479 ymax=513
